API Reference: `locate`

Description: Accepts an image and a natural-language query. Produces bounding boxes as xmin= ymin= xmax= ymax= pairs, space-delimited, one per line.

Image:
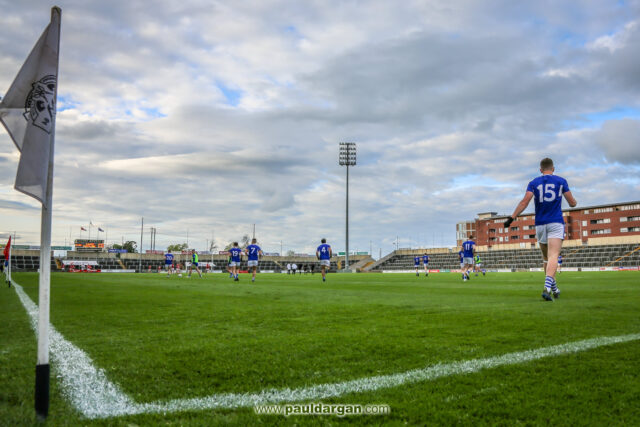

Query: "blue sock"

xmin=544 ymin=276 xmax=555 ymax=292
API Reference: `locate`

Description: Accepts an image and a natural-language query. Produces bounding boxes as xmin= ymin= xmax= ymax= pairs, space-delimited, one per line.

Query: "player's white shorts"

xmin=247 ymin=260 xmax=258 ymax=267
xmin=319 ymin=260 xmax=330 ymax=267
xmin=228 ymin=261 xmax=239 ymax=267
xmin=475 ymin=263 xmax=482 ymax=267
xmin=460 ymin=263 xmax=464 ymax=269
xmin=536 ymin=223 xmax=565 ymax=244
xmin=463 ymin=257 xmax=474 ymax=265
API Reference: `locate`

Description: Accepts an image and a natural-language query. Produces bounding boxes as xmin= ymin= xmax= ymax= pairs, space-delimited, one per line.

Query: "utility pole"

xmin=138 ymin=217 xmax=143 ymax=272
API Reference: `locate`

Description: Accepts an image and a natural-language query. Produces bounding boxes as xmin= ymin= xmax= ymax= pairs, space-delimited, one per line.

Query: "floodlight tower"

xmin=339 ymin=142 xmax=357 ymax=271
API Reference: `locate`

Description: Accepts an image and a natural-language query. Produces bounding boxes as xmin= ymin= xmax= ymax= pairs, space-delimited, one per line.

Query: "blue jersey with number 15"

xmin=526 ymin=174 xmax=570 ymax=226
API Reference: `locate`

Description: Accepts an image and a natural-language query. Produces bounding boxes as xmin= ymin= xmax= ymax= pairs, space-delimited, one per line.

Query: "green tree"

xmin=167 ymin=243 xmax=188 ymax=252
xmin=122 ymin=241 xmax=137 ymax=253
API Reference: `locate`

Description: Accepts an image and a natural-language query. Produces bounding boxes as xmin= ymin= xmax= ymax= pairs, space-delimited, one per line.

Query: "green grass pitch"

xmin=1 ymin=271 xmax=639 ymax=425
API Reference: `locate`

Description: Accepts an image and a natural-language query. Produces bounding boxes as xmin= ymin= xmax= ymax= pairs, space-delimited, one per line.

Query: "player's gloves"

xmin=504 ymin=216 xmax=514 ymax=228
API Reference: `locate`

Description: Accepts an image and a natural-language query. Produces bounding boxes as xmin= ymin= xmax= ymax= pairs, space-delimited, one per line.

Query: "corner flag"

xmin=0 ymin=7 xmax=60 ymax=206
xmin=0 ymin=6 xmax=61 ymax=420
xmin=3 ymin=236 xmax=10 ymax=285
xmin=2 ymin=236 xmax=10 ymax=260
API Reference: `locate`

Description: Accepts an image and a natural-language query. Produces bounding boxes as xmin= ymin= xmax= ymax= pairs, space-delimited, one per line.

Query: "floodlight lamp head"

xmin=338 ymin=142 xmax=357 ymax=166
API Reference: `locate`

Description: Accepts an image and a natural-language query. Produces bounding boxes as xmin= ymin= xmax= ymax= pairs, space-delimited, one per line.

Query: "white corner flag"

xmin=0 ymin=7 xmax=60 ymax=205
xmin=0 ymin=6 xmax=61 ymax=420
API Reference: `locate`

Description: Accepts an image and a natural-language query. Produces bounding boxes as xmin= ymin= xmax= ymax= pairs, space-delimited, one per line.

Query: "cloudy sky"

xmin=1 ymin=0 xmax=639 ymax=256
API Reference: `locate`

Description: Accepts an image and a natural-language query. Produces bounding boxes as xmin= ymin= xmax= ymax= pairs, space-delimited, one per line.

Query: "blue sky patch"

xmin=217 ymin=82 xmax=243 ymax=107
xmin=140 ymin=107 xmax=167 ymax=118
xmin=57 ymin=95 xmax=79 ymax=112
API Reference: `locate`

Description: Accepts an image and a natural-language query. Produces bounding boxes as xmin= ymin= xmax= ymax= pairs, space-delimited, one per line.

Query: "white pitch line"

xmin=13 ymin=281 xmax=138 ymax=418
xmin=12 ymin=280 xmax=640 ymax=419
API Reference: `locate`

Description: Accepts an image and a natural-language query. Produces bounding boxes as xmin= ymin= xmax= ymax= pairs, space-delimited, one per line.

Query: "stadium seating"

xmin=0 ymin=254 xmax=57 ymax=272
xmin=4 ymin=244 xmax=636 ymax=273
xmin=370 ymin=243 xmax=640 ymax=271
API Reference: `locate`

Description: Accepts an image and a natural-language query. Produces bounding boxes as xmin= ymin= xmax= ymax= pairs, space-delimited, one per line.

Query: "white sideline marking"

xmin=12 ymin=280 xmax=640 ymax=419
xmin=13 ymin=282 xmax=138 ymax=418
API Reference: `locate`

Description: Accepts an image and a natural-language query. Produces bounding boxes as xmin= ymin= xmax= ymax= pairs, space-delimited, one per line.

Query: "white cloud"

xmin=593 ymin=119 xmax=640 ymax=164
xmin=1 ymin=0 xmax=639 ymax=253
xmin=588 ymin=20 xmax=638 ymax=52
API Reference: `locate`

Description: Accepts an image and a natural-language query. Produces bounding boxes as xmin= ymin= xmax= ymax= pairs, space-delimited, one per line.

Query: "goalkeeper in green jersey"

xmin=474 ymin=254 xmax=486 ymax=276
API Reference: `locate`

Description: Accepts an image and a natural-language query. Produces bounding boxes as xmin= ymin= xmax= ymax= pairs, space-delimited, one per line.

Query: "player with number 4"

xmin=316 ymin=238 xmax=332 ymax=282
xmin=504 ymin=158 xmax=577 ymax=301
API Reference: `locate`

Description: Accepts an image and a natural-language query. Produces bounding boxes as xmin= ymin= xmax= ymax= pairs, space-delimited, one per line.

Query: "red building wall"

xmin=470 ymin=202 xmax=640 ymax=247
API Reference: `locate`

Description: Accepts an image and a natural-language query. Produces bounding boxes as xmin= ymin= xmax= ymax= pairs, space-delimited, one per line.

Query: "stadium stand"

xmin=4 ymin=245 xmax=636 ymax=273
xmin=368 ymin=243 xmax=640 ymax=271
xmin=0 ymin=253 xmax=57 ymax=272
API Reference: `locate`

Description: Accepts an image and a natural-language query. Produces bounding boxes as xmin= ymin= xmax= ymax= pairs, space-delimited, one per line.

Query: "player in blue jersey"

xmin=228 ymin=242 xmax=244 ymax=282
xmin=188 ymin=250 xmax=203 ymax=278
xmin=458 ymin=250 xmax=464 ymax=271
xmin=414 ymin=255 xmax=421 ymax=276
xmin=557 ymin=254 xmax=563 ymax=274
xmin=245 ymin=238 xmax=263 ymax=282
xmin=164 ymin=250 xmax=174 ymax=277
xmin=316 ymin=238 xmax=332 ymax=282
xmin=461 ymin=236 xmax=476 ymax=281
xmin=422 ymin=253 xmax=429 ymax=277
xmin=504 ymin=158 xmax=577 ymax=301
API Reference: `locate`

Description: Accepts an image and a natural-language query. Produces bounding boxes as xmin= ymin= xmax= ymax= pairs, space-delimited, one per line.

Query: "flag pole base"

xmin=35 ymin=363 xmax=50 ymax=420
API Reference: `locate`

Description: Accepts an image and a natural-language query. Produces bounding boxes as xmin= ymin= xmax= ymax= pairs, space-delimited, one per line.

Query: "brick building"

xmin=457 ymin=201 xmax=640 ymax=249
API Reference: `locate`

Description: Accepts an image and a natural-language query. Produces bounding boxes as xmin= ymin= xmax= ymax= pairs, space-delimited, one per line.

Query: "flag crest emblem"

xmin=24 ymin=75 xmax=56 ymax=134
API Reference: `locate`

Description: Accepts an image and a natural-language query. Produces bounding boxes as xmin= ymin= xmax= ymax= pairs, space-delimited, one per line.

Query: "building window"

xmin=593 ymin=207 xmax=614 ymax=213
xmin=582 ymin=230 xmax=587 ymax=237
xmin=583 ymin=210 xmax=589 ymax=214
xmin=582 ymin=220 xmax=587 ymax=227
xmin=505 ymin=236 xmax=509 ymax=242
xmin=511 ymin=235 xmax=519 ymax=240
xmin=510 ymin=226 xmax=519 ymax=231
xmin=499 ymin=237 xmax=503 ymax=242
xmin=620 ymin=204 xmax=640 ymax=211
xmin=529 ymin=234 xmax=536 ymax=239
xmin=621 ymin=227 xmax=640 ymax=232
xmin=590 ymin=218 xmax=611 ymax=224
xmin=590 ymin=229 xmax=611 ymax=235
xmin=499 ymin=228 xmax=503 ymax=233
xmin=621 ymin=216 xmax=640 ymax=222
